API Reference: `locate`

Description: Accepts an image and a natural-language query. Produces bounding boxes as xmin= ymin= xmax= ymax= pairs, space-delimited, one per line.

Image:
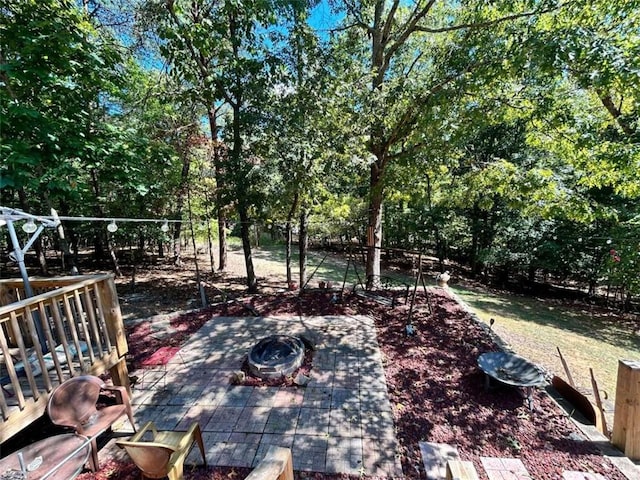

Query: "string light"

xmin=1 ymin=213 xmax=188 ymax=231
xmin=30 ymin=214 xmax=188 ymax=225
xmin=22 ymin=219 xmax=37 ymax=234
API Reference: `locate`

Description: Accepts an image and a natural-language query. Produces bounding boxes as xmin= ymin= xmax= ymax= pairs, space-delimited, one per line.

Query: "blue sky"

xmin=309 ymin=1 xmax=344 ymax=38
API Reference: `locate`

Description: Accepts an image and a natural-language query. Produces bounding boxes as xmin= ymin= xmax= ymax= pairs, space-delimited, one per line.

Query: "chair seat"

xmin=154 ymin=430 xmax=195 ymax=450
xmin=81 ymin=404 xmax=129 ymax=438
xmin=117 ymin=421 xmax=206 ymax=480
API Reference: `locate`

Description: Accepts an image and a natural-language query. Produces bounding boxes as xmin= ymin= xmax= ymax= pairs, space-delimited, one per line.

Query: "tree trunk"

xmin=230 ymin=70 xmax=257 ymax=291
xmin=187 ymin=181 xmax=207 ymax=306
xmin=217 ymin=216 xmax=227 ymax=271
xmin=173 ymin=146 xmax=191 ymax=266
xmin=46 ymin=197 xmax=77 ymax=273
xmin=470 ymin=204 xmax=484 ymax=276
xmin=208 ymin=111 xmax=228 ymax=271
xmin=527 ymin=264 xmax=536 ymax=283
xmin=107 ymin=235 xmax=122 ymax=276
xmin=286 ymin=223 xmax=293 ymax=286
xmin=239 ymin=203 xmax=257 ymax=292
xmin=93 ymin=230 xmax=105 ymax=260
xmin=87 ymin=170 xmax=108 ymax=261
xmin=201 ymin=176 xmax=216 ymax=273
xmin=173 ymin=226 xmax=182 ymax=266
xmin=366 ymin=160 xmax=384 ymax=287
xmin=624 ymin=291 xmax=632 ymax=312
xmin=206 ymin=217 xmax=215 ymax=273
xmin=299 ymin=206 xmax=309 ymax=288
xmin=286 ymin=192 xmax=299 ymax=286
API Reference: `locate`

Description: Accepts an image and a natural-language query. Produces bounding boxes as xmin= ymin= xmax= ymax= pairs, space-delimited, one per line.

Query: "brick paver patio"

xmin=108 ymin=315 xmax=403 ymax=477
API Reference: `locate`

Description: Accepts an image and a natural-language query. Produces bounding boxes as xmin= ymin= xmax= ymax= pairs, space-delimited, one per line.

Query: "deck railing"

xmin=0 ymin=274 xmax=130 ymax=443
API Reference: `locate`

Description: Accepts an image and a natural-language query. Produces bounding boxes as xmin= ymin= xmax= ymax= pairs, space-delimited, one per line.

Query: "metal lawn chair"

xmin=47 ymin=374 xmax=136 ymax=471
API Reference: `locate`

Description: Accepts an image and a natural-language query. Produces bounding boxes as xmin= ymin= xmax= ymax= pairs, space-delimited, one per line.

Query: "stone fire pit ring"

xmin=247 ymin=334 xmax=306 ymax=379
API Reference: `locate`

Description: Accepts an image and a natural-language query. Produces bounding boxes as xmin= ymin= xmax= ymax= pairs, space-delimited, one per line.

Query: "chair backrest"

xmin=115 ymin=441 xmax=174 ymax=479
xmin=47 ymin=375 xmax=103 ymax=431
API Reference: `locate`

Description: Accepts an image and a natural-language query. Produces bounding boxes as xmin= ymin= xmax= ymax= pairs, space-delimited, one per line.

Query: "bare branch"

xmin=380 ymin=0 xmax=437 ymax=78
xmin=381 ymin=0 xmax=401 ymax=44
xmin=415 ymin=3 xmax=563 ymax=34
xmin=330 ymin=21 xmax=369 ymax=33
xmin=342 ymin=0 xmax=374 ymax=34
xmin=598 ymin=91 xmax=636 ymax=137
xmin=404 ymin=50 xmax=425 ymax=79
xmin=386 ymin=61 xmax=477 ymax=149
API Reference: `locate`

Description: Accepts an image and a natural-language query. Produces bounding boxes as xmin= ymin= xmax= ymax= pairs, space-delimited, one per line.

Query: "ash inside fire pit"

xmin=247 ymin=335 xmax=306 ymax=379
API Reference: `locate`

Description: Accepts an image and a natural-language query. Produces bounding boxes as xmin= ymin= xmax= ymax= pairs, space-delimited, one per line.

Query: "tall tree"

xmin=255 ymin=3 xmax=329 ymax=288
xmin=142 ymin=0 xmax=231 ymax=270
xmin=331 ymin=0 xmax=563 ymax=284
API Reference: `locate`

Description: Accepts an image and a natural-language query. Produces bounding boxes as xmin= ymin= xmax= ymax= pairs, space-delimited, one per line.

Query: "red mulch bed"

xmin=81 ymin=288 xmax=625 ymax=479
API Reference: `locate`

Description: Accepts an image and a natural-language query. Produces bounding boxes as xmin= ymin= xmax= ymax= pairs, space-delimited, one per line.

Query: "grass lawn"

xmin=450 ymin=283 xmax=640 ymax=404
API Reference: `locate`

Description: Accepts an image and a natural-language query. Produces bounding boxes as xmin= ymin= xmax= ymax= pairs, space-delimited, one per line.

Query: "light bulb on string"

xmin=22 ymin=219 xmax=37 ymax=234
xmin=606 ymin=239 xmax=612 ymax=245
xmin=107 ymin=220 xmax=118 ymax=233
xmin=161 ymin=221 xmax=169 ymax=233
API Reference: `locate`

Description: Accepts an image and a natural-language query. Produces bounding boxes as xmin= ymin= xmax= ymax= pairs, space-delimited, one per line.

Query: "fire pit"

xmin=477 ymin=351 xmax=546 ymax=410
xmin=247 ymin=335 xmax=306 ymax=379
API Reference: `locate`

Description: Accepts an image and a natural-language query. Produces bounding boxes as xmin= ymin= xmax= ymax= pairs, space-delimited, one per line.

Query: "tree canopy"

xmin=1 ymin=0 xmax=638 ymax=306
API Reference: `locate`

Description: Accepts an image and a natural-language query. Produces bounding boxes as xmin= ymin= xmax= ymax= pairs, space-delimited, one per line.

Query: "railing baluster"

xmin=82 ymin=286 xmax=105 ymax=357
xmin=0 ymin=383 xmax=9 ymax=420
xmin=8 ymin=311 xmax=30 ymax=406
xmin=37 ymin=300 xmax=63 ymax=385
xmin=73 ymin=290 xmax=95 ymax=364
xmin=62 ymin=294 xmax=85 ymax=374
xmin=92 ymin=283 xmax=113 ymax=352
xmin=22 ymin=308 xmax=46 ymax=398
xmin=0 ymin=326 xmax=17 ymax=418
xmin=50 ymin=298 xmax=73 ymax=369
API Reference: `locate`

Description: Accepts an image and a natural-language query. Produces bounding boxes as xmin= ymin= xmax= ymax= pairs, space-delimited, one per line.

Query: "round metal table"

xmin=0 ymin=433 xmax=90 ymax=480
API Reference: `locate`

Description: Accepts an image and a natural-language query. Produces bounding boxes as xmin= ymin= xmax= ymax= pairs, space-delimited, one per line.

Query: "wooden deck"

xmin=0 ymin=274 xmax=130 ymax=443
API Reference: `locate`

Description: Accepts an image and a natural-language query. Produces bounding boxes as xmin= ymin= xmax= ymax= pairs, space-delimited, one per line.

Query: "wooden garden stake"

xmin=589 ymin=367 xmax=608 ymax=436
xmin=556 ymin=347 xmax=575 ymax=387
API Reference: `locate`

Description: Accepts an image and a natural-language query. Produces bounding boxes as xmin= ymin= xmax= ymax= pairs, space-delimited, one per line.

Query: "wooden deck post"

xmin=97 ymin=276 xmax=128 ymax=358
xmin=110 ymin=358 xmax=132 ymax=396
xmin=611 ymin=360 xmax=640 ymax=460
